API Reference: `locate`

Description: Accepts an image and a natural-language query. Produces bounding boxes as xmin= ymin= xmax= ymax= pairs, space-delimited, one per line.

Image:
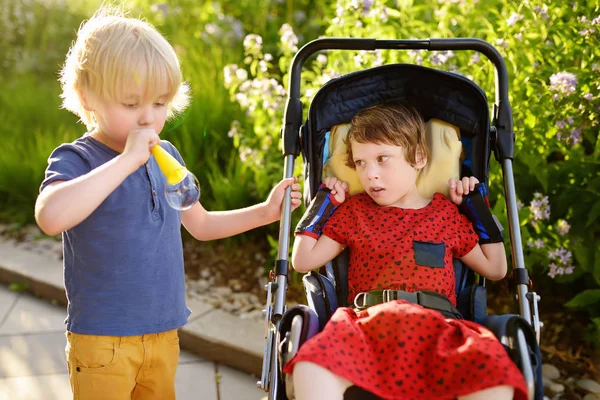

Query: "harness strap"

xmin=354 ymin=290 xmax=463 ymax=319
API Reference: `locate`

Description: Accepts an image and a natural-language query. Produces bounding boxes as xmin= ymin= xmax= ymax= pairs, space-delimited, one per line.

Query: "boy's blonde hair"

xmin=345 ymin=103 xmax=429 ymax=168
xmin=59 ymin=4 xmax=190 ymax=129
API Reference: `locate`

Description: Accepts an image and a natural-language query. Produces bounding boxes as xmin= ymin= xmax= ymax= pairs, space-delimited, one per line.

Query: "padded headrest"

xmin=322 ymin=119 xmax=462 ymax=198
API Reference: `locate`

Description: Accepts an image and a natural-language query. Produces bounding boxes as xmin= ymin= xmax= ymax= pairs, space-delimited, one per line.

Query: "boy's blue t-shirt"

xmin=41 ymin=135 xmax=191 ymax=335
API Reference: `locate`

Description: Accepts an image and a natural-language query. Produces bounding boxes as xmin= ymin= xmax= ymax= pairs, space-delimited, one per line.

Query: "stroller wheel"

xmin=283 ymin=315 xmax=304 ymax=400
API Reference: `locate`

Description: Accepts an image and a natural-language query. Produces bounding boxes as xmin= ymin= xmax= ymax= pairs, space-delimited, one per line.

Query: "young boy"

xmin=34 ymin=5 xmax=301 ymax=399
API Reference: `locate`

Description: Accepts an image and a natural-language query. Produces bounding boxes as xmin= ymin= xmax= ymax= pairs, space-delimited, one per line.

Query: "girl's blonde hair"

xmin=345 ymin=103 xmax=429 ymax=168
xmin=59 ymin=4 xmax=190 ymax=129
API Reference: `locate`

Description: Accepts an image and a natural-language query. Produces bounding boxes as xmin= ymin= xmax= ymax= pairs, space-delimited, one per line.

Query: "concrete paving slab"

xmin=218 ymin=364 xmax=264 ymax=400
xmin=0 ymin=332 xmax=68 ymax=378
xmin=0 ymin=293 xmax=66 ymax=335
xmin=186 ymin=297 xmax=216 ymax=323
xmin=0 ymin=237 xmax=269 ymax=388
xmin=179 ymin=348 xmax=203 ymax=364
xmin=0 ymin=241 xmax=66 ymax=305
xmin=175 ymin=361 xmax=218 ymax=400
xmin=0 ymin=285 xmax=18 ymax=324
xmin=180 ymin=309 xmax=264 ymax=376
xmin=0 ymin=372 xmax=72 ymax=400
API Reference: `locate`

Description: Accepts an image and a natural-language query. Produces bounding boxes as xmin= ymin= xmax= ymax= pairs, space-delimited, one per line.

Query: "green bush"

xmin=0 ymin=0 xmax=327 ymax=223
xmin=224 ymin=0 xmax=600 ymax=342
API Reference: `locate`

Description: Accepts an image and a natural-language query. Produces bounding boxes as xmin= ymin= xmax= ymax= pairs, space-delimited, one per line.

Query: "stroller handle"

xmin=283 ymin=38 xmax=513 ymax=162
xmin=288 ymin=38 xmax=508 ymax=103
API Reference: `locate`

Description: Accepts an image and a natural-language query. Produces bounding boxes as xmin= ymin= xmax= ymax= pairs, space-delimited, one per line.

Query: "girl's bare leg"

xmin=458 ymin=385 xmax=514 ymax=400
xmin=293 ymin=362 xmax=353 ymax=400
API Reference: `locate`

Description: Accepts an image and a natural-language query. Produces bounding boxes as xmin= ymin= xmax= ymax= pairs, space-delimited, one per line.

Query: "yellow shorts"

xmin=65 ymin=329 xmax=180 ymax=400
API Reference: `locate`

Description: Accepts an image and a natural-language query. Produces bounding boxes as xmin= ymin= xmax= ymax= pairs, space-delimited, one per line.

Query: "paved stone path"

xmin=0 ymin=284 xmax=266 ymax=400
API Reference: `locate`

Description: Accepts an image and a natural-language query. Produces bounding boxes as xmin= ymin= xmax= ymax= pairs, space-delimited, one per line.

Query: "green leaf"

xmin=566 ymin=289 xmax=600 ymax=308
xmin=595 ymin=247 xmax=600 ymax=286
xmin=573 ymin=241 xmax=593 ymax=272
xmin=585 ymin=202 xmax=600 ymax=228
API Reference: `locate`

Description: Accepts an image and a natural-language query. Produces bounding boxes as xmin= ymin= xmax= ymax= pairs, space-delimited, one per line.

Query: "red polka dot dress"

xmin=284 ymin=192 xmax=527 ymax=400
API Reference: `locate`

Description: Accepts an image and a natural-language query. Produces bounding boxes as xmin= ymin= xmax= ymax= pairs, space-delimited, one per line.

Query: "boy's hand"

xmin=448 ymin=176 xmax=479 ymax=205
xmin=122 ymin=128 xmax=161 ymax=170
xmin=323 ymin=177 xmax=349 ymax=204
xmin=264 ymin=177 xmax=302 ymax=222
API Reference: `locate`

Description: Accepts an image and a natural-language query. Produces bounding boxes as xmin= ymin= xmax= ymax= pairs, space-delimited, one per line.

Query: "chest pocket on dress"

xmin=413 ymin=241 xmax=445 ymax=268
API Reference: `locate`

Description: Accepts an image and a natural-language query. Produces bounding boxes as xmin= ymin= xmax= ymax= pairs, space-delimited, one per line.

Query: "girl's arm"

xmin=292 ymin=235 xmax=345 ymax=273
xmin=459 ymin=242 xmax=507 ymax=281
xmin=449 ymin=176 xmax=507 ymax=280
xmin=292 ymin=177 xmax=348 ymax=272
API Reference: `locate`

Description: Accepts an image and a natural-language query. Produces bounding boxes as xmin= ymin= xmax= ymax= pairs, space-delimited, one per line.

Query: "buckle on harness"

xmin=354 ymin=292 xmax=368 ymax=309
xmin=382 ymin=289 xmax=394 ymax=303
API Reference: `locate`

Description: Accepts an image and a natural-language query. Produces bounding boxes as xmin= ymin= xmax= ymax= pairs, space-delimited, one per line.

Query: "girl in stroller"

xmin=286 ymin=103 xmax=527 ymax=400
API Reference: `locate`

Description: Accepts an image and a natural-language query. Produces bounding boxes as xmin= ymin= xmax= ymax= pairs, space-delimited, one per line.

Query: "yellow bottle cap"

xmin=151 ymin=145 xmax=188 ymax=185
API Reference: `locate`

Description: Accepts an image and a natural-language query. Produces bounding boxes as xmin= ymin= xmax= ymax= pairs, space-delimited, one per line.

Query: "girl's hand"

xmin=323 ymin=176 xmax=349 ymax=204
xmin=448 ymin=176 xmax=479 ymax=205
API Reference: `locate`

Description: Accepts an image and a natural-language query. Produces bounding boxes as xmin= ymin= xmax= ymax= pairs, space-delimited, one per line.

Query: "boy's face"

xmin=90 ymin=87 xmax=169 ymax=148
xmin=351 ymin=140 xmax=425 ymax=207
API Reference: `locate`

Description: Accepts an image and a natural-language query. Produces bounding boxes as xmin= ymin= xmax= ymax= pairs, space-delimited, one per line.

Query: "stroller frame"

xmin=258 ymin=38 xmax=542 ymax=400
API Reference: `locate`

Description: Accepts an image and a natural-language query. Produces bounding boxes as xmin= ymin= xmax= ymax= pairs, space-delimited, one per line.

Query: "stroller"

xmin=258 ymin=38 xmax=543 ymax=400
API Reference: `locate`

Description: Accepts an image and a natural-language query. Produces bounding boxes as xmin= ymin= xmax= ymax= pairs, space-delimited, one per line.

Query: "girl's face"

xmin=88 ymin=85 xmax=169 ymax=152
xmin=351 ymin=140 xmax=426 ymax=207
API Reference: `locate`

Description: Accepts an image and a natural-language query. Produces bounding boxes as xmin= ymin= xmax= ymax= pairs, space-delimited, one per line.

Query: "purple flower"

xmin=555 ymin=120 xmax=566 ymax=129
xmin=534 ymin=5 xmax=549 ymax=19
xmin=430 ymin=51 xmax=455 ymax=66
xmin=517 ymin=199 xmax=524 ymax=210
xmin=506 ymin=12 xmax=523 ymax=27
xmin=557 ymin=220 xmax=570 ymax=235
xmin=150 ymin=4 xmax=169 ymax=17
xmin=584 ymin=92 xmax=594 ymax=101
xmin=279 ymin=24 xmax=299 ymax=52
xmin=570 ymin=128 xmax=582 ymax=144
xmin=547 ymin=247 xmax=574 ymax=278
xmin=549 ymin=72 xmax=578 ymax=96
xmin=548 ymin=262 xmax=559 ymax=278
xmin=228 ymin=120 xmax=241 ymax=138
xmin=529 ymin=193 xmax=550 ymax=222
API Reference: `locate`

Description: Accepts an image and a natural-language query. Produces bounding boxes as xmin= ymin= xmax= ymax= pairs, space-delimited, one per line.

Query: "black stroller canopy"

xmin=303 ymin=63 xmax=493 ymax=194
xmin=308 ymin=64 xmax=489 ymax=137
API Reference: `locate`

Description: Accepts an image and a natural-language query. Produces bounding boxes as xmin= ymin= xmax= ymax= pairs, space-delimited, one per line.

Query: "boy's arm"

xmin=35 ymin=129 xmax=160 ymax=236
xmin=460 ymin=242 xmax=507 ymax=281
xmin=35 ymin=156 xmax=140 ymax=236
xmin=292 ymin=235 xmax=344 ymax=272
xmin=181 ymin=177 xmax=300 ymax=241
xmin=181 ymin=202 xmax=274 ymax=240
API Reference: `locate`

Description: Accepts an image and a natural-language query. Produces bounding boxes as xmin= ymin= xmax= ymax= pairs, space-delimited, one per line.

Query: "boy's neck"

xmin=90 ymin=129 xmax=126 ymax=153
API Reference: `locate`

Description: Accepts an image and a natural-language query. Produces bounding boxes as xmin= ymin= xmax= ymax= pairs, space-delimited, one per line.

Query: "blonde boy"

xmin=35 ymin=5 xmax=300 ymax=399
